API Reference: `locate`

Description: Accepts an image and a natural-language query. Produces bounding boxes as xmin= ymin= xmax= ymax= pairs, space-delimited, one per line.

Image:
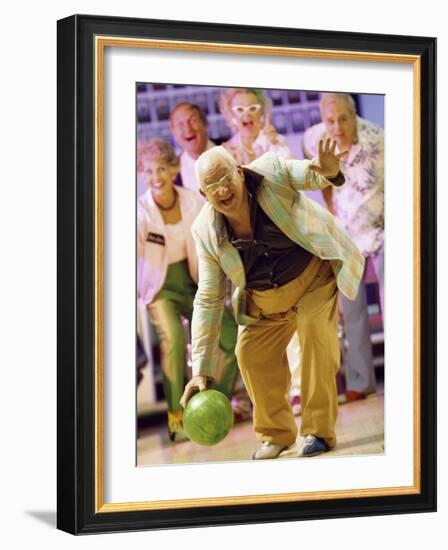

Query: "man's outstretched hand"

xmin=180 ymin=375 xmax=208 ymax=409
xmin=308 ymin=138 xmax=347 ymax=179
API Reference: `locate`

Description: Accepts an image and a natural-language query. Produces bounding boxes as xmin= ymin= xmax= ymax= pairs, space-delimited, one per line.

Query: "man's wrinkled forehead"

xmin=202 ymin=161 xmax=233 ymax=186
xmin=172 ymin=105 xmax=192 ymax=120
xmin=170 ymin=104 xmax=204 ymax=125
xmin=321 ymin=96 xmax=355 ymax=116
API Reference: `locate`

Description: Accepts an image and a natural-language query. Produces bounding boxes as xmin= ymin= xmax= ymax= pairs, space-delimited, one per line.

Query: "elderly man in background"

xmin=169 ymin=102 xmax=215 ymax=196
xmin=180 ymin=143 xmax=364 ymax=459
xmin=303 ymin=93 xmax=384 ymax=402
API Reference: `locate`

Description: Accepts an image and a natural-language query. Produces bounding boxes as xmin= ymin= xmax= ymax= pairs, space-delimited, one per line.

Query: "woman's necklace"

xmin=240 ymin=137 xmax=256 ymax=161
xmin=241 ymin=137 xmax=254 ymax=153
xmin=154 ymin=190 xmax=177 ymax=211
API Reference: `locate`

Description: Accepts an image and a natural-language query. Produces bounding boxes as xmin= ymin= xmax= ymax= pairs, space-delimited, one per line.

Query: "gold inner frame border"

xmin=94 ymin=36 xmax=421 ymax=513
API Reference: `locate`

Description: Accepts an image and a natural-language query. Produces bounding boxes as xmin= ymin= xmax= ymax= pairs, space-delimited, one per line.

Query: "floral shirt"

xmin=303 ymin=117 xmax=384 ymax=256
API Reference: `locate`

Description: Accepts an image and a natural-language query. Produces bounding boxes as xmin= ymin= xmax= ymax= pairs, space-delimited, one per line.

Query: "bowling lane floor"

xmin=137 ymin=391 xmax=384 ymax=466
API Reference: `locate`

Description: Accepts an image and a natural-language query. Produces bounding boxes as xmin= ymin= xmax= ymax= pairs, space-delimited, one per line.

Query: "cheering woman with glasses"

xmin=218 ymin=88 xmax=293 ymax=165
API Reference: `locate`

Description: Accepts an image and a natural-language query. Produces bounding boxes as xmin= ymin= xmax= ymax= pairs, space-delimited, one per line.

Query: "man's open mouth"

xmin=220 ymin=194 xmax=234 ymax=207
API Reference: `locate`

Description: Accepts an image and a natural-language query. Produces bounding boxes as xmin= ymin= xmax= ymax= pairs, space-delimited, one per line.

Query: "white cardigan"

xmin=137 ymin=186 xmax=203 ymax=305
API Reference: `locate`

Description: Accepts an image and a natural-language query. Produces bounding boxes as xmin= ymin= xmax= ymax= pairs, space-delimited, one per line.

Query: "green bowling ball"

xmin=183 ymin=389 xmax=234 ymax=446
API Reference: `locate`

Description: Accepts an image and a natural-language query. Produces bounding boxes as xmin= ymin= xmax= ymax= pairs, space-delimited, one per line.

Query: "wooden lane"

xmin=137 ymin=393 xmax=384 ymax=466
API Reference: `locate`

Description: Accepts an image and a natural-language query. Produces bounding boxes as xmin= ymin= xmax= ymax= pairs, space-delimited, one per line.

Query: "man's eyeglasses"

xmin=231 ymin=104 xmax=262 ymax=117
xmin=203 ymin=169 xmax=235 ymax=196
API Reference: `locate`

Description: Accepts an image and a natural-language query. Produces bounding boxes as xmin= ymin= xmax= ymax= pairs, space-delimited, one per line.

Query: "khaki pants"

xmin=235 ymin=257 xmax=340 ymax=448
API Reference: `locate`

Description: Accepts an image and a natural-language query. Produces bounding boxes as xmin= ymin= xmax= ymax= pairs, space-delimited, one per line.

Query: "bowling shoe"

xmin=338 ymin=390 xmax=367 ymax=404
xmin=301 ymin=435 xmax=330 ymax=457
xmin=169 ymin=430 xmax=189 ymax=443
xmin=231 ymin=392 xmax=253 ymax=423
xmin=252 ymin=442 xmax=289 ymax=460
xmin=168 ymin=410 xmax=189 ymax=443
xmin=345 ymin=390 xmax=367 ymax=402
xmin=290 ymin=395 xmax=302 ymax=416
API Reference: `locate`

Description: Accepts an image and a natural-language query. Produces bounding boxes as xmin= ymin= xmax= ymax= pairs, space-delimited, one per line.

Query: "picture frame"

xmin=57 ymin=14 xmax=436 ymax=534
